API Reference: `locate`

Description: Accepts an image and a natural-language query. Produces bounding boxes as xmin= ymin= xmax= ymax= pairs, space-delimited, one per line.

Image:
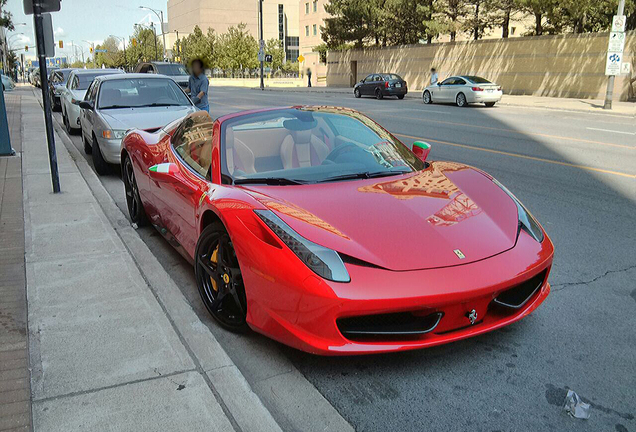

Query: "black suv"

xmin=134 ymin=61 xmax=189 ymax=89
xmin=354 ymin=73 xmax=408 ymax=100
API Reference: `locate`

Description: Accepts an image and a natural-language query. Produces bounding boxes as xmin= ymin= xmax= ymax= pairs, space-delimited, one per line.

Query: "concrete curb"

xmin=42 ymin=90 xmax=353 ymax=432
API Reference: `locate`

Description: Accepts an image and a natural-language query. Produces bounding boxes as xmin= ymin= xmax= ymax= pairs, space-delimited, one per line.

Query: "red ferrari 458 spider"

xmin=120 ymin=106 xmax=553 ymax=355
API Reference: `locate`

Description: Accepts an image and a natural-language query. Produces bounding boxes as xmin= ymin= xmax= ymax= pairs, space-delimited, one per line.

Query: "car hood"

xmin=242 ymin=162 xmax=519 ymax=271
xmin=99 ymin=106 xmax=195 ymax=131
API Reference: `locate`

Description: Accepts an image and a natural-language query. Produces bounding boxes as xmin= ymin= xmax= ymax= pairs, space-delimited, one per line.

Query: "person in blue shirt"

xmin=430 ymin=67 xmax=438 ymax=85
xmin=186 ymin=59 xmax=209 ymax=112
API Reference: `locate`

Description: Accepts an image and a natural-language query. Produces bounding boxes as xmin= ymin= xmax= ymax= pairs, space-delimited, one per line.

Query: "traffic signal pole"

xmin=32 ymin=0 xmax=60 ymax=192
xmin=603 ymin=0 xmax=626 ymax=110
xmin=259 ymin=0 xmax=264 ymax=90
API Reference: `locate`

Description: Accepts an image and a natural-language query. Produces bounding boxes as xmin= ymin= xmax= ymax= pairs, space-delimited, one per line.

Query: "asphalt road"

xmin=51 ymin=87 xmax=635 ymax=432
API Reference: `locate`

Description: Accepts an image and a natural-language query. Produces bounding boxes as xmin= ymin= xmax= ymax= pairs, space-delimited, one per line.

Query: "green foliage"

xmin=126 ymin=26 xmax=163 ymax=66
xmin=174 ymin=26 xmax=216 ymax=68
xmin=94 ymin=37 xmax=124 ymax=69
xmin=0 ymin=0 xmax=14 ymax=31
xmin=265 ymin=38 xmax=285 ymax=71
xmin=216 ymin=23 xmax=258 ymax=72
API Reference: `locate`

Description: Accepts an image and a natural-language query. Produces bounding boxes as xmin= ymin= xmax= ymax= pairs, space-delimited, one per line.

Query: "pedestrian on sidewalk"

xmin=430 ymin=67 xmax=438 ymax=85
xmin=307 ymin=68 xmax=312 ymax=87
xmin=186 ymin=58 xmax=209 ymax=113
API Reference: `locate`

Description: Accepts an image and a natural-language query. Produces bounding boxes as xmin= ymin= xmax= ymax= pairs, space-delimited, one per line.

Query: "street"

xmin=50 ymin=86 xmax=636 ymax=431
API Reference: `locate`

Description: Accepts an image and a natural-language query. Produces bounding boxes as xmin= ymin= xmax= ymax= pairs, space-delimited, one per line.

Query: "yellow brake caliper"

xmin=210 ymin=245 xmax=219 ymax=292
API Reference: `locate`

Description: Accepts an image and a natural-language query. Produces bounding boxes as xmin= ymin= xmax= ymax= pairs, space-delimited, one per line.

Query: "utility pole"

xmin=603 ymin=0 xmax=626 ymax=110
xmin=139 ymin=6 xmax=166 ymax=60
xmin=151 ymin=23 xmax=158 ymax=61
xmin=32 ymin=2 xmax=60 ymax=192
xmin=259 ymin=0 xmax=264 ymax=90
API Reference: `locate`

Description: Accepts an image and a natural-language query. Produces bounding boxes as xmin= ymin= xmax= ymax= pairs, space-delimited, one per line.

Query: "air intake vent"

xmin=337 ymin=311 xmax=443 ymax=341
xmin=493 ymin=269 xmax=547 ymax=309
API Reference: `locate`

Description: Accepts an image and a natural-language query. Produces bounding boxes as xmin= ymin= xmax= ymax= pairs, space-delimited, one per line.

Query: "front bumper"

xmin=232 ymin=212 xmax=553 ymax=355
xmin=96 ymin=136 xmax=123 ymax=164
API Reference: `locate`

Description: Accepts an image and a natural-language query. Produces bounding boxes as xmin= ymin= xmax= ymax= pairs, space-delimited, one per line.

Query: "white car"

xmin=2 ymin=74 xmax=16 ymax=91
xmin=422 ymin=75 xmax=502 ymax=107
xmin=61 ymin=69 xmax=123 ymax=134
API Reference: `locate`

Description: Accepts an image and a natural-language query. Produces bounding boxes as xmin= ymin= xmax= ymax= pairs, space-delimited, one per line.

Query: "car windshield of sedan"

xmin=155 ymin=64 xmax=189 ymax=76
xmin=222 ymin=108 xmax=425 ymax=184
xmin=463 ymin=76 xmax=492 ymax=84
xmin=98 ymin=78 xmax=191 ymax=109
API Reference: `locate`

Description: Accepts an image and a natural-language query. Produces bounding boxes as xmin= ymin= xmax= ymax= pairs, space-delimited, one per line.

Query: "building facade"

xmin=298 ymin=0 xmax=329 ymax=84
xmin=167 ymin=0 xmax=300 ymax=63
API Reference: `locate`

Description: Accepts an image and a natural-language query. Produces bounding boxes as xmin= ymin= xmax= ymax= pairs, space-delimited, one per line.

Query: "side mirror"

xmin=437 ymin=82 xmax=441 ymax=86
xmin=412 ymin=141 xmax=431 ymax=162
xmin=79 ymin=100 xmax=94 ymax=110
xmin=149 ymin=163 xmax=180 ymax=182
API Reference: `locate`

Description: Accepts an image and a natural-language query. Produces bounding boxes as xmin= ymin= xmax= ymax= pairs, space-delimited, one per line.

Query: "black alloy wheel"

xmin=375 ymin=88 xmax=383 ymax=100
xmin=195 ymin=223 xmax=248 ymax=332
xmin=423 ymin=90 xmax=432 ymax=104
xmin=456 ymin=92 xmax=467 ymax=107
xmin=123 ymin=156 xmax=148 ymax=226
xmin=354 ymin=88 xmax=361 ymax=98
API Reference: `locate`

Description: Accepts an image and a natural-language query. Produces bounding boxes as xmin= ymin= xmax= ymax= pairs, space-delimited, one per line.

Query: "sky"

xmin=4 ymin=0 xmax=167 ymax=61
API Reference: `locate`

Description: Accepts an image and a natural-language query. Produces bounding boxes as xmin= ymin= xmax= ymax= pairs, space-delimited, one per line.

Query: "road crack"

xmin=552 ymin=264 xmax=636 ymax=291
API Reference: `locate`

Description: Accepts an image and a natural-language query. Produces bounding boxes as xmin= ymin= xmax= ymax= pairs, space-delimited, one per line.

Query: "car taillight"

xmin=385 ymin=81 xmax=389 ymax=88
xmin=497 ymin=86 xmax=502 ymax=91
xmin=471 ymin=87 xmax=483 ymax=91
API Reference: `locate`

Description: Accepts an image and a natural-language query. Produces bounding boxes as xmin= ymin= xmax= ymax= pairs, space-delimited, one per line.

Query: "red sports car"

xmin=121 ymin=106 xmax=553 ymax=355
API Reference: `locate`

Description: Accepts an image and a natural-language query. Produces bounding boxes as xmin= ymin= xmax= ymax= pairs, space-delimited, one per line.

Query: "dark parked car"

xmin=133 ymin=61 xmax=189 ymax=89
xmin=48 ymin=68 xmax=73 ymax=111
xmin=354 ymin=73 xmax=408 ymax=100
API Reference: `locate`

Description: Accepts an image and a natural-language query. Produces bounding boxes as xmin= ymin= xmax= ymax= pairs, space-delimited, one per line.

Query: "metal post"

xmin=160 ymin=11 xmax=166 ymax=60
xmin=603 ymin=0 xmax=626 ymax=110
xmin=32 ymin=1 xmax=60 ymax=193
xmin=152 ymin=23 xmax=158 ymax=61
xmin=259 ymin=0 xmax=264 ymax=90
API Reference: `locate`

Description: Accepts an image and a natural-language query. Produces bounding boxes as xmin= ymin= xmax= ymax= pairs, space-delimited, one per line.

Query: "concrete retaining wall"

xmin=326 ymin=31 xmax=636 ymax=101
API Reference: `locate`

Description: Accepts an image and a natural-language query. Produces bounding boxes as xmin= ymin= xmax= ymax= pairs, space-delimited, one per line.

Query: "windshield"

xmin=384 ymin=74 xmax=403 ymax=81
xmin=463 ymin=76 xmax=492 ymax=84
xmin=155 ymin=64 xmax=188 ymax=76
xmin=98 ymin=78 xmax=191 ymax=109
xmin=76 ymin=71 xmax=120 ymax=90
xmin=222 ymin=108 xmax=425 ymax=184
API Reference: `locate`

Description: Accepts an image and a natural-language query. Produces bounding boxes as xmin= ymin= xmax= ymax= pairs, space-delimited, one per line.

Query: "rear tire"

xmin=397 ymin=95 xmax=404 ymax=100
xmin=122 ymin=155 xmax=149 ymax=227
xmin=423 ymin=90 xmax=432 ymax=104
xmin=456 ymin=92 xmax=467 ymax=107
xmin=375 ymin=89 xmax=383 ymax=100
xmin=91 ymin=135 xmax=110 ymax=175
xmin=485 ymin=102 xmax=496 ymax=107
xmin=354 ymin=88 xmax=361 ymax=98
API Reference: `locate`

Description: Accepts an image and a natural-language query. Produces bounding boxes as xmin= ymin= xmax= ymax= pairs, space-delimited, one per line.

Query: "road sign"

xmin=297 ymin=54 xmax=305 ymax=63
xmin=259 ymin=39 xmax=265 ymax=49
xmin=608 ymin=32 xmax=625 ymax=53
xmin=23 ymin=0 xmax=60 ymax=14
xmin=265 ymin=54 xmax=272 ymax=62
xmin=611 ymin=15 xmax=626 ymax=32
xmin=621 ymin=62 xmax=631 ymax=75
xmin=605 ymin=52 xmax=622 ymax=76
xmin=38 ymin=13 xmax=55 ymax=58
xmin=94 ymin=49 xmax=107 ymax=53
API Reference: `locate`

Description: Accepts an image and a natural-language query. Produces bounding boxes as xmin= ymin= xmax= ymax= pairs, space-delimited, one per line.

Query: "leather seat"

xmin=280 ymin=129 xmax=330 ymax=169
xmin=225 ymin=127 xmax=256 ymax=175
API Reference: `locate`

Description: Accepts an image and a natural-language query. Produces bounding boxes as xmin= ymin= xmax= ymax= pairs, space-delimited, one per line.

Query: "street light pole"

xmin=139 ymin=6 xmax=167 ymax=60
xmin=259 ymin=0 xmax=264 ymax=90
xmin=151 ymin=23 xmax=158 ymax=61
xmin=603 ymin=0 xmax=626 ymax=110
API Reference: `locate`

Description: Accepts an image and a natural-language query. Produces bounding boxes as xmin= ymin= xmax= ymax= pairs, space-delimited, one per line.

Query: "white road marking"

xmin=586 ymin=127 xmax=636 ymax=135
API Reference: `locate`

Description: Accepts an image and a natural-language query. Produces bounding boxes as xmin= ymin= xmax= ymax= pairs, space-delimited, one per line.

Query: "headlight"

xmin=102 ymin=130 xmax=127 ymax=139
xmin=254 ymin=210 xmax=350 ymax=282
xmin=493 ymin=179 xmax=544 ymax=243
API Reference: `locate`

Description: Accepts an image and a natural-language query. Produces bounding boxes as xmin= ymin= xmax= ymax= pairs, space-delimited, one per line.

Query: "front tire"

xmin=195 ymin=223 xmax=248 ymax=332
xmin=91 ymin=135 xmax=110 ymax=175
xmin=423 ymin=90 xmax=432 ymax=104
xmin=82 ymin=130 xmax=92 ymax=154
xmin=397 ymin=95 xmax=404 ymax=100
xmin=354 ymin=88 xmax=361 ymax=98
xmin=122 ymin=155 xmax=148 ymax=226
xmin=375 ymin=89 xmax=383 ymax=100
xmin=456 ymin=92 xmax=467 ymax=107
xmin=485 ymin=101 xmax=496 ymax=107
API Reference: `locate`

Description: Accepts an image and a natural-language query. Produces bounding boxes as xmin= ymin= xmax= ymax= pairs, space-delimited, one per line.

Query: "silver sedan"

xmin=422 ymin=75 xmax=503 ymax=107
xmin=79 ymin=73 xmax=197 ymax=175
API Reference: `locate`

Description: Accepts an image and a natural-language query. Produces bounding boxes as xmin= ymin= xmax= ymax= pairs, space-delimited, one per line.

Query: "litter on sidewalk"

xmin=563 ymin=390 xmax=591 ymax=419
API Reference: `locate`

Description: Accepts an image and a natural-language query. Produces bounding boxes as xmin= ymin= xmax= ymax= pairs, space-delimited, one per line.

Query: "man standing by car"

xmin=430 ymin=67 xmax=438 ymax=85
xmin=186 ymin=59 xmax=209 ymax=112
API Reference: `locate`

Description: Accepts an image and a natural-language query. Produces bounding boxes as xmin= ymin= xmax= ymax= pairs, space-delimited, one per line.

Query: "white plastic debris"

xmin=131 ymin=223 xmax=138 ymax=230
xmin=563 ymin=390 xmax=591 ymax=419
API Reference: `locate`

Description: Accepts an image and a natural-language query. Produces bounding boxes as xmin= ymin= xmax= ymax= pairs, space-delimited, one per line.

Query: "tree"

xmin=216 ymin=23 xmax=258 ymax=72
xmin=323 ymin=0 xmax=378 ymax=48
xmin=439 ymin=0 xmax=470 ymax=41
xmin=265 ymin=38 xmax=285 ymax=71
xmin=126 ymin=26 xmax=163 ymax=66
xmin=383 ymin=0 xmax=429 ymax=45
xmin=94 ymin=37 xmax=123 ymax=69
xmin=487 ymin=0 xmax=519 ymax=37
xmin=0 ymin=0 xmax=14 ymax=31
xmin=462 ymin=0 xmax=497 ymax=40
xmin=517 ymin=0 xmax=557 ymax=35
xmin=175 ymin=25 xmax=216 ymax=68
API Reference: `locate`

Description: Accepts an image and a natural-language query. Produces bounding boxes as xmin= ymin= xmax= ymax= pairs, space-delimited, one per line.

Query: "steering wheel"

xmin=325 ymin=142 xmax=360 ymax=163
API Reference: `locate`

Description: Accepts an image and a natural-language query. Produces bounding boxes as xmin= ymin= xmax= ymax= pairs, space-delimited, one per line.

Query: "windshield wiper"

xmin=136 ymin=102 xmax=182 ymax=107
xmin=316 ymin=170 xmax=411 ymax=183
xmin=234 ymin=177 xmax=307 ymax=186
xmin=100 ymin=105 xmax=131 ymax=110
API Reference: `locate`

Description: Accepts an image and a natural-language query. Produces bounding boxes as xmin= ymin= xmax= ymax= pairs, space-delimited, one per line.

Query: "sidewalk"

xmin=8 ymin=87 xmax=283 ymax=431
xmin=253 ymin=86 xmax=636 ymax=117
xmin=0 ymin=90 xmax=31 ymax=432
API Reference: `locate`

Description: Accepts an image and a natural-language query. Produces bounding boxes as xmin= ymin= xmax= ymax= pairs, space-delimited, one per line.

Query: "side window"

xmin=455 ymin=78 xmax=466 ymax=85
xmin=172 ymin=113 xmax=215 ymax=177
xmin=441 ymin=78 xmax=454 ymax=86
xmin=373 ymin=75 xmax=381 ymax=82
xmin=363 ymin=74 xmax=373 ymax=83
xmin=87 ymin=81 xmax=98 ymax=102
xmin=67 ymin=74 xmax=74 ymax=89
xmin=140 ymin=64 xmax=150 ymax=73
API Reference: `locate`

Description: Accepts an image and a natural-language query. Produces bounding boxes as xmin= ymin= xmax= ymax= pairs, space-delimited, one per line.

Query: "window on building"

xmin=313 ymin=0 xmax=317 ymax=12
xmin=313 ymin=24 xmax=317 ymax=36
xmin=286 ymin=49 xmax=299 ymax=62
xmin=510 ymin=27 xmax=516 ymax=35
xmin=305 ymin=2 xmax=309 ymax=14
xmin=305 ymin=26 xmax=309 ymax=36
